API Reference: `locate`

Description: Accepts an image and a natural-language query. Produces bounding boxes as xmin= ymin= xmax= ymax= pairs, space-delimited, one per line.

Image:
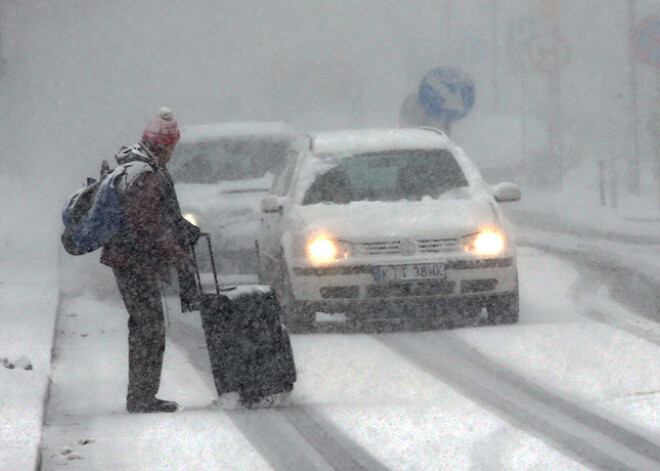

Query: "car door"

xmin=258 ymin=150 xmax=301 ymax=280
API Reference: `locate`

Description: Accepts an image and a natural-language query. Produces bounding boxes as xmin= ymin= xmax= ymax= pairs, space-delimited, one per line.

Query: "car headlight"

xmin=461 ymin=230 xmax=505 ymax=255
xmin=307 ymin=236 xmax=353 ymax=264
xmin=183 ymin=213 xmax=199 ymax=226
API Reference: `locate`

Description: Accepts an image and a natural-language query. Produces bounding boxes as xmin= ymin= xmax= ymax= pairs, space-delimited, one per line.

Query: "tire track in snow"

xmin=279 ymin=407 xmax=390 ymax=471
xmin=580 ymin=307 xmax=660 ymax=347
xmin=169 ymin=315 xmax=389 ymax=471
xmin=226 ymin=407 xmax=390 ymax=471
xmin=378 ymin=331 xmax=660 ymax=471
xmin=225 ymin=409 xmax=336 ymax=471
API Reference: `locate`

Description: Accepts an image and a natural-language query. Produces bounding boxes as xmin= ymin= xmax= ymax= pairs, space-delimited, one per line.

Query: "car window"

xmin=171 ymin=137 xmax=293 ymax=183
xmin=302 ymin=149 xmax=468 ymax=205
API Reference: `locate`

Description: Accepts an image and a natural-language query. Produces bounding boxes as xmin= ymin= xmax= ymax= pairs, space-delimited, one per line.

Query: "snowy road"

xmin=380 ymin=333 xmax=660 ymax=471
xmin=40 ymin=246 xmax=660 ymax=470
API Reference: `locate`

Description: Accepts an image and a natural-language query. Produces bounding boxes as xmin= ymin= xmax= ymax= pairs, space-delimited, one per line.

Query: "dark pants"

xmin=113 ymin=268 xmax=166 ymax=403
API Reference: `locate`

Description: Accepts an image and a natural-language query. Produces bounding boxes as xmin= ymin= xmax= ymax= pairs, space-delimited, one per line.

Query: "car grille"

xmin=357 ymin=238 xmax=458 ymax=256
xmin=366 ymin=281 xmax=456 ymax=298
xmin=417 ymin=238 xmax=460 ymax=253
xmin=460 ymin=279 xmax=497 ymax=293
xmin=292 ymin=257 xmax=514 ymax=277
xmin=320 ymin=286 xmax=360 ymax=299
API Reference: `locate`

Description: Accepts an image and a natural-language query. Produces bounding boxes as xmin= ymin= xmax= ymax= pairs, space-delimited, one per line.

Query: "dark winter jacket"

xmin=100 ymin=143 xmax=200 ymax=277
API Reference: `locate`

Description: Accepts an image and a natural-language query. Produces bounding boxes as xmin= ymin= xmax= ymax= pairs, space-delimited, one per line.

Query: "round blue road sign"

xmin=418 ymin=67 xmax=475 ymax=123
xmin=633 ymin=15 xmax=660 ymax=67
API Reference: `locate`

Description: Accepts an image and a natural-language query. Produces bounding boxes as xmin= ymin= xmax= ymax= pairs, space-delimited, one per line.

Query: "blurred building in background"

xmin=1 ymin=0 xmax=659 ymax=197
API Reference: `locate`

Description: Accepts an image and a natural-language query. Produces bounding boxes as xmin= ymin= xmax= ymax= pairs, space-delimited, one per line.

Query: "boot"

xmin=127 ymin=396 xmax=179 ymax=414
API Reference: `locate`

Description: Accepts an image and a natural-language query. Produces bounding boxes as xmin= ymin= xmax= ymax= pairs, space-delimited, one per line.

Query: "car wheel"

xmin=278 ymin=264 xmax=315 ymax=333
xmin=486 ymin=286 xmax=519 ymax=325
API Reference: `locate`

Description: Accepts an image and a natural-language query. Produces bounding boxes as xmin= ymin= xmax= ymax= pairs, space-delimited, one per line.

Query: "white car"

xmin=257 ymin=127 xmax=522 ymax=331
xmin=170 ymin=121 xmax=301 ymax=274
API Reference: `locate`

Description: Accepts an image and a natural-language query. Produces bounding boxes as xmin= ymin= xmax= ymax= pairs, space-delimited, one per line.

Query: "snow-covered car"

xmin=170 ymin=121 xmax=302 ymax=274
xmin=257 ymin=127 xmax=522 ymax=331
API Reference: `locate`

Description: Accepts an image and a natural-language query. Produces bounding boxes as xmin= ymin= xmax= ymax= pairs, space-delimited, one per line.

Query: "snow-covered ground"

xmin=39 ymin=243 xmax=660 ymax=470
xmin=0 ymin=175 xmax=60 ymax=471
xmin=1 ymin=158 xmax=659 ymax=470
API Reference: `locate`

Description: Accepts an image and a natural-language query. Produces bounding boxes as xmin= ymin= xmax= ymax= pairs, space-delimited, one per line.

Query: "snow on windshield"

xmin=301 ymin=149 xmax=469 ymax=205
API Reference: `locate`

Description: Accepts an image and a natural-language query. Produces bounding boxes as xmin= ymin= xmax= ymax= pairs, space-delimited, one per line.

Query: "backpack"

xmin=61 ymin=161 xmax=128 ymax=255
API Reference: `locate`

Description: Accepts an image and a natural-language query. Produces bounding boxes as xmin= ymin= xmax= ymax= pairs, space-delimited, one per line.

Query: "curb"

xmin=510 ymin=209 xmax=660 ymax=246
xmin=35 ymin=249 xmax=64 ymax=471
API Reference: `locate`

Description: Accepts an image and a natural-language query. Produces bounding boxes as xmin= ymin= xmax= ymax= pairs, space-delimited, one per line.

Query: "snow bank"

xmin=0 ymin=174 xmax=60 ymax=470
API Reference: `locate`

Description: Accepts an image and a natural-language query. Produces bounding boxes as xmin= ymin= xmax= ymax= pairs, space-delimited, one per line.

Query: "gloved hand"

xmin=174 ymin=251 xmax=196 ymax=273
xmin=183 ymin=219 xmax=202 ymax=246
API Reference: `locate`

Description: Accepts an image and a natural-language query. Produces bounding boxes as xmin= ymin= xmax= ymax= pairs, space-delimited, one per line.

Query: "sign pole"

xmin=0 ymin=7 xmax=4 ymax=80
xmin=628 ymin=0 xmax=641 ymax=194
xmin=443 ymin=121 xmax=452 ymax=137
xmin=521 ymin=70 xmax=530 ymax=185
xmin=656 ymin=68 xmax=660 ymax=208
xmin=549 ymin=19 xmax=563 ymax=191
xmin=490 ymin=2 xmax=501 ymax=113
xmin=445 ymin=0 xmax=454 ymax=46
xmin=631 ymin=11 xmax=660 ymax=205
xmin=528 ymin=34 xmax=569 ymax=189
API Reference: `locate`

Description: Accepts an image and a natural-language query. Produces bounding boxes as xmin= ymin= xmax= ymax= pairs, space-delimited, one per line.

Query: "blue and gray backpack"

xmin=61 ymin=161 xmax=128 ymax=255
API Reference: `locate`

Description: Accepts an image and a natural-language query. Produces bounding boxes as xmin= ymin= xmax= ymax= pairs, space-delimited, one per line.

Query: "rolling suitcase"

xmin=191 ymin=233 xmax=297 ymax=407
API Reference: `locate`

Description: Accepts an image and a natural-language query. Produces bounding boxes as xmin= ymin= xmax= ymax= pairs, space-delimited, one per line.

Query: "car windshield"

xmin=171 ymin=137 xmax=293 ymax=183
xmin=302 ymin=149 xmax=468 ymax=205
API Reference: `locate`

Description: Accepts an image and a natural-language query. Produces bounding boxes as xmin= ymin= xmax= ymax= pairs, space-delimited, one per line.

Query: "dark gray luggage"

xmin=191 ymin=234 xmax=296 ymax=407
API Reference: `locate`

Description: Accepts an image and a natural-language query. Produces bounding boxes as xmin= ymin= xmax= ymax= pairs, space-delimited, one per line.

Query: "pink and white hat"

xmin=142 ymin=107 xmax=180 ymax=148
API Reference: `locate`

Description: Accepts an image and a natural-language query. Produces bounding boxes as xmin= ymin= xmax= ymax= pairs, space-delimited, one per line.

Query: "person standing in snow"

xmin=101 ymin=108 xmax=200 ymax=413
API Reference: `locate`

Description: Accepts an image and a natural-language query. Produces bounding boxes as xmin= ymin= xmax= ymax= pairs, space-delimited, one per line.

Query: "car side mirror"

xmin=491 ymin=182 xmax=521 ymax=202
xmin=261 ymin=195 xmax=284 ymax=214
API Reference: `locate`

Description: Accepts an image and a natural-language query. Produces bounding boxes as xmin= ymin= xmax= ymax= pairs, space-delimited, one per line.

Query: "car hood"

xmin=176 ymin=183 xmax=267 ymax=217
xmin=175 ymin=179 xmax=271 ymax=250
xmin=292 ymin=194 xmax=497 ymax=241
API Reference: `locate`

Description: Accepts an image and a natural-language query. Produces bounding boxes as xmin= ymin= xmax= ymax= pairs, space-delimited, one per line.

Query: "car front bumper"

xmin=289 ymin=256 xmax=518 ymax=305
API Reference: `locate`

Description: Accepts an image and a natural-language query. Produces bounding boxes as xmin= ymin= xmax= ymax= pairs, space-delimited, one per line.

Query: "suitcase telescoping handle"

xmin=190 ymin=232 xmax=222 ymax=297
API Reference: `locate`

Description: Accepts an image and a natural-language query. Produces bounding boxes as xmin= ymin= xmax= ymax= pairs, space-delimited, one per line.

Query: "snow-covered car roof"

xmin=309 ymin=127 xmax=450 ymax=156
xmin=179 ymin=121 xmax=299 ymax=143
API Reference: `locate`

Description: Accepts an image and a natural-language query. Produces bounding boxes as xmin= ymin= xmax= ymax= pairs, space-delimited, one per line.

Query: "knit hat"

xmin=142 ymin=107 xmax=180 ymax=148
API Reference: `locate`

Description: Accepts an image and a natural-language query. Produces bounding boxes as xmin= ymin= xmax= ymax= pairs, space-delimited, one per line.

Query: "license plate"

xmin=375 ymin=263 xmax=446 ymax=282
